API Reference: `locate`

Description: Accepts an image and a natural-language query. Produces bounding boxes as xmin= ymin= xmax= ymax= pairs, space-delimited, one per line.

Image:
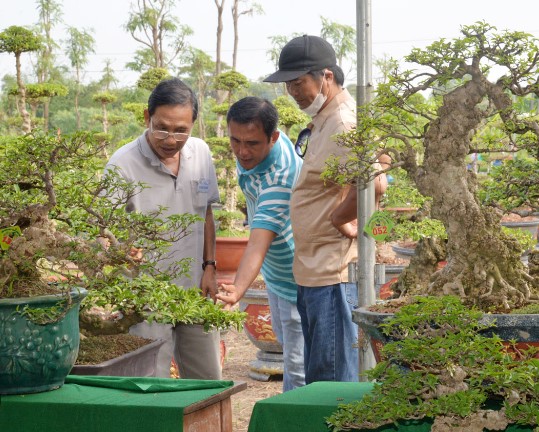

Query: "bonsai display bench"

xmin=0 ymin=376 xmax=246 ymax=432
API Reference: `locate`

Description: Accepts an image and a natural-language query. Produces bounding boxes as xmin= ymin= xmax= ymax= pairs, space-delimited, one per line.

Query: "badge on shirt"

xmin=197 ymin=178 xmax=210 ymax=193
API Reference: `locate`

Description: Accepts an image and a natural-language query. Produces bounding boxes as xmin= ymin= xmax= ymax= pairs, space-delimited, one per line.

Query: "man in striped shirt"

xmin=216 ymin=96 xmax=305 ymax=391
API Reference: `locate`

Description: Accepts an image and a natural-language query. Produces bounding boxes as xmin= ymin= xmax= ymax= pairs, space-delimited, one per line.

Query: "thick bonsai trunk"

xmin=407 ymin=78 xmax=536 ymax=310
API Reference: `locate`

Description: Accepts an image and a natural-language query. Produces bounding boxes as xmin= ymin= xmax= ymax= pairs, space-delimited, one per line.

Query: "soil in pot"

xmin=76 ymin=334 xmax=153 ymax=365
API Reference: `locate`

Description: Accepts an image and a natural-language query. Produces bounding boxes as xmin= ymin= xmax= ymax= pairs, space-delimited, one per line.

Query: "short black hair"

xmin=226 ymin=96 xmax=279 ymax=140
xmin=147 ymin=77 xmax=198 ymax=121
xmin=308 ymin=65 xmax=345 ymax=86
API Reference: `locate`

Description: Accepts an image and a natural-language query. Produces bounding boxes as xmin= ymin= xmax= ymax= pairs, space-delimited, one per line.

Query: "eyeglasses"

xmin=295 ymin=127 xmax=311 ymax=158
xmin=150 ymin=119 xmax=190 ymax=142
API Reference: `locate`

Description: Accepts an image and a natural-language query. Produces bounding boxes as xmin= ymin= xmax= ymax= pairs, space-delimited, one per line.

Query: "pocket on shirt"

xmin=191 ymin=179 xmax=209 ymax=210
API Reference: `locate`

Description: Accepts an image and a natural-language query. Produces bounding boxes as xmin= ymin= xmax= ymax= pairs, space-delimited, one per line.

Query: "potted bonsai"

xmin=321 ymin=22 xmax=539 ymax=430
xmin=327 ymin=295 xmax=539 ymax=431
xmin=0 ymin=131 xmax=245 ymax=393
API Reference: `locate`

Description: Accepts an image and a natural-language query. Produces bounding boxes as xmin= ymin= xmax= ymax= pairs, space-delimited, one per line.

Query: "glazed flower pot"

xmin=353 ymin=306 xmax=539 ymax=363
xmin=239 ymin=288 xmax=283 ymax=381
xmin=0 ymin=288 xmax=87 ymax=395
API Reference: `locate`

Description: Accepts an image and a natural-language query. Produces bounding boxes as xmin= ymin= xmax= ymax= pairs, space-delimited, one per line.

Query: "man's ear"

xmin=271 ymin=130 xmax=280 ymax=145
xmin=324 ymin=69 xmax=334 ymax=84
xmin=143 ymin=109 xmax=150 ymax=128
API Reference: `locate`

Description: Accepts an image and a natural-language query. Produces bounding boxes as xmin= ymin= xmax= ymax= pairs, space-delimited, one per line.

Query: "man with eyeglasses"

xmin=105 ymin=77 xmax=222 ymax=380
xmin=264 ymin=35 xmax=388 ymax=384
xmin=216 ymin=96 xmax=305 ymax=392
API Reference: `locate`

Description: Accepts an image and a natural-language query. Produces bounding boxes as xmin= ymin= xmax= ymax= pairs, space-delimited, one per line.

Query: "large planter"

xmin=239 ymin=288 xmax=283 ymax=381
xmin=215 ymin=236 xmax=249 ymax=273
xmin=353 ymin=306 xmax=539 ymax=363
xmin=70 ymin=338 xmax=165 ymax=377
xmin=0 ymin=288 xmax=87 ymax=395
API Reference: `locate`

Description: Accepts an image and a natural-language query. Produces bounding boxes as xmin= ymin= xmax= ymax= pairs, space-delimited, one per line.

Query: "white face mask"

xmin=301 ymin=76 xmax=327 ymax=117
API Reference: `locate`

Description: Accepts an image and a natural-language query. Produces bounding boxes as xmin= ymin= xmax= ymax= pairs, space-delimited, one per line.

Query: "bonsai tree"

xmin=0 ymin=131 xmax=245 ymax=334
xmin=327 ymin=296 xmax=539 ymax=431
xmin=323 ymin=22 xmax=539 ymax=312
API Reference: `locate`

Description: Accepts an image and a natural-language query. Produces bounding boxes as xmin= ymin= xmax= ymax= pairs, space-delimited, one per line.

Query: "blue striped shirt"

xmin=237 ymin=131 xmax=303 ymax=303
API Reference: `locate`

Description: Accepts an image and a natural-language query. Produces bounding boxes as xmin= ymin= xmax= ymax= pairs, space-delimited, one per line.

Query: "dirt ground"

xmin=221 ymin=328 xmax=282 ymax=431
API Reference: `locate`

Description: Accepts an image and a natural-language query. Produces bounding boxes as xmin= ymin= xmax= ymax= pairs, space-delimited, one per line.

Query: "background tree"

xmin=272 ymin=95 xmax=309 ymax=137
xmin=231 ymin=0 xmax=263 ymax=70
xmin=0 ymin=26 xmax=42 ymax=133
xmin=179 ymin=48 xmax=215 ymax=139
xmin=211 ymin=70 xmax=249 ymax=211
xmin=11 ymin=82 xmax=68 ymax=129
xmin=124 ymin=0 xmax=193 ymax=72
xmin=213 ymin=0 xmax=226 ymax=76
xmin=136 ymin=67 xmax=171 ymax=91
xmin=98 ymin=59 xmax=118 ymax=91
xmin=64 ymin=27 xmax=95 ymax=130
xmin=320 ymin=16 xmax=356 ymax=72
xmin=34 ymin=0 xmax=63 ymax=131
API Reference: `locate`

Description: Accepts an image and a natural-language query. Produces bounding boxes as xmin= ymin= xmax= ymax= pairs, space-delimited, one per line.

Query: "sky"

xmin=1 ymin=0 xmax=539 ymax=89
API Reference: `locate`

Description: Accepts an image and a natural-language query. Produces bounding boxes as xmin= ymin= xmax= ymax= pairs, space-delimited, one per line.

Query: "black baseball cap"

xmin=263 ymin=35 xmax=337 ymax=83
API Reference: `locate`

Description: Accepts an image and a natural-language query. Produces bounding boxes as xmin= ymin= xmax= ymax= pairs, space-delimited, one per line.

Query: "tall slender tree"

xmin=35 ymin=0 xmax=63 ymax=131
xmin=230 ymin=0 xmax=262 ymax=70
xmin=124 ymin=0 xmax=192 ymax=72
xmin=0 ymin=26 xmax=42 ymax=133
xmin=64 ymin=27 xmax=95 ymax=130
xmin=213 ymin=0 xmax=226 ymax=75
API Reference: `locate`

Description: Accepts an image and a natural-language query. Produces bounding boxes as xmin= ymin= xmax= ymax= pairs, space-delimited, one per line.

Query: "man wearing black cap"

xmin=264 ymin=35 xmax=385 ymax=384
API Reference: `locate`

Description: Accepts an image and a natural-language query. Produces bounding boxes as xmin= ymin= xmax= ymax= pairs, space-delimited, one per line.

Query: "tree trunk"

xmin=410 ymin=77 xmax=532 ymax=311
xmin=75 ymin=67 xmax=81 ymax=130
xmin=15 ymin=53 xmax=32 ymax=134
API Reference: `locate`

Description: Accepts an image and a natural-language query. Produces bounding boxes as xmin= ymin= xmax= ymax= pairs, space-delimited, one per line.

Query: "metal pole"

xmin=356 ymin=0 xmax=376 ymax=379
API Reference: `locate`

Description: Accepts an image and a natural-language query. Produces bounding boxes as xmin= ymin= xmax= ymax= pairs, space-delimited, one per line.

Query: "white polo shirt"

xmin=106 ymin=132 xmax=219 ymax=288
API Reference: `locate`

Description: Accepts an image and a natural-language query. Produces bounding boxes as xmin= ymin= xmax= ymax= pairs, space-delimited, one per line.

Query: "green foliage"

xmin=213 ymin=70 xmax=249 ymax=94
xmin=136 ymin=67 xmax=171 ymax=91
xmin=122 ymin=102 xmax=146 ymax=126
xmin=480 ymin=158 xmax=539 ymax=213
xmin=273 ymin=95 xmax=309 ymax=131
xmin=214 ymin=209 xmax=245 ymax=235
xmin=84 ymin=274 xmax=246 ymax=331
xmin=0 ymin=26 xmax=42 ymax=55
xmin=391 ymin=217 xmax=447 ymax=242
xmin=381 ymin=169 xmax=429 ymax=209
xmin=92 ymin=92 xmax=118 ymax=103
xmin=327 ymin=296 xmax=539 ymax=431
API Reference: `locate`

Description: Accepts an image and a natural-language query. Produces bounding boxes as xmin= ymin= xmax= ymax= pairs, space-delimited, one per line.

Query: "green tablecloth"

xmin=248 ymin=381 xmax=534 ymax=432
xmin=0 ymin=376 xmax=233 ymax=432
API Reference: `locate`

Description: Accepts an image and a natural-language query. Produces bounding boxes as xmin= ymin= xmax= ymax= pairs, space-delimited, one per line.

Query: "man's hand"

xmin=335 ymin=219 xmax=358 ymax=239
xmin=216 ymin=283 xmax=245 ymax=307
xmin=200 ymin=266 xmax=217 ymax=302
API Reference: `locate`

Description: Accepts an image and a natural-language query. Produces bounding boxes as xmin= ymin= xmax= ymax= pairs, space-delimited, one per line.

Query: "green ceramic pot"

xmin=0 ymin=288 xmax=87 ymax=395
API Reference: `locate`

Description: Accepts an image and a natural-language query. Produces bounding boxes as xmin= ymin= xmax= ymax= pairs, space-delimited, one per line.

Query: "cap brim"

xmin=263 ymin=69 xmax=308 ymax=83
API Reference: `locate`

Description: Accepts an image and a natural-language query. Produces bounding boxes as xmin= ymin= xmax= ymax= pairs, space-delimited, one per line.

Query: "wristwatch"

xmin=202 ymin=260 xmax=217 ymax=270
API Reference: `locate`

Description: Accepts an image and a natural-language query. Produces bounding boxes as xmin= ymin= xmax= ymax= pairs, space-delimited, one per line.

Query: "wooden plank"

xmin=183 ymin=381 xmax=247 ymax=414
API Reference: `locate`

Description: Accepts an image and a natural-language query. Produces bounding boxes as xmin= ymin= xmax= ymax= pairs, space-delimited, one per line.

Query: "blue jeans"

xmin=297 ymin=283 xmax=359 ymax=383
xmin=267 ymin=289 xmax=306 ymax=392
